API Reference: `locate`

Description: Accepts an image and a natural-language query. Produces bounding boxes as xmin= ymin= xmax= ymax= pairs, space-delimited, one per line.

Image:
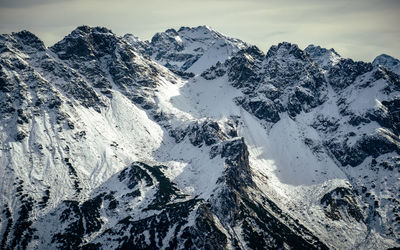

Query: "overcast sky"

xmin=0 ymin=0 xmax=399 ymax=61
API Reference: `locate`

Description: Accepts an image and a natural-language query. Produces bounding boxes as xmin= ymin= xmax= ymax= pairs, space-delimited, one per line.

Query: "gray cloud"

xmin=0 ymin=0 xmax=73 ymax=8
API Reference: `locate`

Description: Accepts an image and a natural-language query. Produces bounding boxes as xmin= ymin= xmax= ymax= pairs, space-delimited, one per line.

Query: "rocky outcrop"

xmin=320 ymin=187 xmax=364 ymax=222
xmin=209 ymin=138 xmax=329 ymax=249
xmin=203 ymin=42 xmax=328 ymax=122
xmin=51 ymin=26 xmax=178 ymax=109
xmin=170 ymin=119 xmax=230 ymax=147
xmin=327 ymin=59 xmax=373 ymax=91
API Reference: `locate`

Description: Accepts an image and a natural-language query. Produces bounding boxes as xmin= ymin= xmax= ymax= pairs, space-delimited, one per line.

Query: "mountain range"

xmin=0 ymin=25 xmax=399 ymax=249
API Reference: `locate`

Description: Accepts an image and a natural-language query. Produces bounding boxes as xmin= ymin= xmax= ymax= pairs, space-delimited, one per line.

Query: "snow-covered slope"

xmin=0 ymin=26 xmax=399 ymax=250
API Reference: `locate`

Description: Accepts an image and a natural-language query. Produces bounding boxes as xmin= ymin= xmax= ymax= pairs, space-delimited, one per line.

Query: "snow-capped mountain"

xmin=373 ymin=54 xmax=400 ymax=75
xmin=125 ymin=25 xmax=248 ymax=75
xmin=0 ymin=25 xmax=399 ymax=250
xmin=305 ymin=44 xmax=341 ymax=70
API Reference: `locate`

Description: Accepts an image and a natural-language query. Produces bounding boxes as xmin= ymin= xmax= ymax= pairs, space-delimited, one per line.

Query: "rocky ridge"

xmin=0 ymin=25 xmax=399 ymax=249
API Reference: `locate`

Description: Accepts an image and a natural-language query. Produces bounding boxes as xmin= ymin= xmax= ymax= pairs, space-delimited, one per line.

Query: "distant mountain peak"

xmin=266 ymin=42 xmax=308 ymax=61
xmin=51 ymin=25 xmax=119 ymax=60
xmin=141 ymin=25 xmax=248 ymax=74
xmin=305 ymin=44 xmax=340 ymax=57
xmin=12 ymin=30 xmax=42 ymax=42
xmin=373 ymin=54 xmax=400 ymax=75
xmin=0 ymin=30 xmax=46 ymax=52
xmin=73 ymin=25 xmax=114 ymax=34
xmin=305 ymin=44 xmax=341 ymax=70
xmin=178 ymin=25 xmax=215 ymax=33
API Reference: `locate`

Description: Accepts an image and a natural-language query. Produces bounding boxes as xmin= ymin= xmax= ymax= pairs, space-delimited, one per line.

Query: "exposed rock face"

xmin=209 ymin=138 xmax=329 ymax=249
xmin=170 ymin=119 xmax=229 ymax=146
xmin=204 ymin=42 xmax=328 ymax=121
xmin=0 ymin=25 xmax=399 ymax=250
xmin=51 ymin=25 xmax=178 ymax=110
xmin=320 ymin=187 xmax=364 ymax=222
xmin=327 ymin=59 xmax=373 ymax=91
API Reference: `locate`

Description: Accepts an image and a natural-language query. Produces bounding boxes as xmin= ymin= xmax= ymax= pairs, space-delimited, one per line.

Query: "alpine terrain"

xmin=0 ymin=25 xmax=399 ymax=249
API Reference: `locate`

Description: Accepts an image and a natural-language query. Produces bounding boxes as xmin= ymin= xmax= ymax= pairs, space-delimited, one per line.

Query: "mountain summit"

xmin=125 ymin=25 xmax=248 ymax=74
xmin=0 ymin=26 xmax=399 ymax=249
xmin=373 ymin=53 xmax=400 ymax=75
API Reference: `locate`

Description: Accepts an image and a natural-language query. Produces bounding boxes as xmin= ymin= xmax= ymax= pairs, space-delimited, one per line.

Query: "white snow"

xmin=1 ymin=28 xmax=399 ymax=250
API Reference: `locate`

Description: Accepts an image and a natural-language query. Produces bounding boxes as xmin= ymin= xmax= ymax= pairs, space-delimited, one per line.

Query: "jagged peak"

xmin=177 ymin=25 xmax=227 ymax=41
xmin=123 ymin=33 xmax=141 ymax=42
xmin=122 ymin=34 xmax=151 ymax=54
xmin=152 ymin=25 xmax=226 ymax=44
xmin=51 ymin=25 xmax=119 ymax=59
xmin=12 ymin=30 xmax=42 ymax=42
xmin=52 ymin=25 xmax=117 ymax=46
xmin=178 ymin=25 xmax=215 ymax=33
xmin=72 ymin=25 xmax=114 ymax=35
xmin=275 ymin=41 xmax=300 ymax=50
xmin=305 ymin=44 xmax=340 ymax=58
xmin=123 ymin=33 xmax=149 ymax=47
xmin=305 ymin=44 xmax=342 ymax=70
xmin=147 ymin=25 xmax=248 ymax=73
xmin=164 ymin=28 xmax=179 ymax=35
xmin=63 ymin=25 xmax=116 ymax=42
xmin=266 ymin=42 xmax=307 ymax=60
xmin=0 ymin=30 xmax=46 ymax=51
xmin=235 ymin=45 xmax=265 ymax=61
